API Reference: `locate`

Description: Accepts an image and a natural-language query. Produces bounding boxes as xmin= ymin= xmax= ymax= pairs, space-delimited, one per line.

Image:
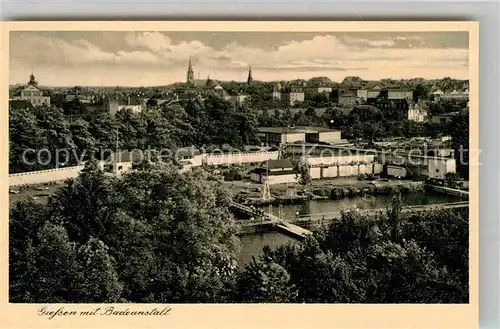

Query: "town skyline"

xmin=10 ymin=31 xmax=469 ymax=87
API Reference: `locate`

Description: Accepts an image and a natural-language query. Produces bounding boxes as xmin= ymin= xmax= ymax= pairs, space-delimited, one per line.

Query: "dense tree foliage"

xmin=9 ymin=95 xmax=260 ymax=173
xmin=236 ymin=196 xmax=469 ymax=303
xmin=10 ymin=160 xmax=469 ymax=304
xmin=10 ymin=161 xmax=240 ymax=303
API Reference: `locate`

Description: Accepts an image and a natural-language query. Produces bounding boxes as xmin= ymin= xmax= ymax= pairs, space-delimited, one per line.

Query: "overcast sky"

xmin=10 ymin=31 xmax=469 ymax=87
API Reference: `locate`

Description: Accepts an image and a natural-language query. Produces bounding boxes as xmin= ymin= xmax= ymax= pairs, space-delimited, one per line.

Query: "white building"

xmin=101 ymin=151 xmax=137 ymax=175
xmin=407 ymin=103 xmax=428 ymax=122
xmin=428 ymin=158 xmax=457 ymax=180
xmin=12 ymin=73 xmax=51 ymax=107
xmin=108 ymin=95 xmax=144 ymax=116
xmin=249 ymin=159 xmax=297 ymax=185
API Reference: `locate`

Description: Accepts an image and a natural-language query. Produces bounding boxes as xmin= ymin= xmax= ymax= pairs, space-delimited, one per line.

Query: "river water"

xmin=237 ymin=191 xmax=461 ymax=265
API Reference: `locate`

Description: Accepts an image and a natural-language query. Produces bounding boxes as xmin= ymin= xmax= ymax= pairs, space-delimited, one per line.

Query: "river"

xmin=237 ymin=191 xmax=461 ymax=265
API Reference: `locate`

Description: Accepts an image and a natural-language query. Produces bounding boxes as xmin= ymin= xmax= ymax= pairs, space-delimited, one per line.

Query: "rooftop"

xmin=260 ymin=159 xmax=294 ymax=170
xmin=258 ymin=126 xmax=340 ymax=134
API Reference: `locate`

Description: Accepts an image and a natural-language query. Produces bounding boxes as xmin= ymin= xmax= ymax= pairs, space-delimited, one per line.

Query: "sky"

xmin=10 ymin=31 xmax=469 ymax=87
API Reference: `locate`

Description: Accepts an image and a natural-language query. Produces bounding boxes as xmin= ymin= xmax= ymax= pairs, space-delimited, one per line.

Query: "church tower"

xmin=247 ymin=66 xmax=253 ymax=84
xmin=28 ymin=70 xmax=38 ymax=86
xmin=186 ymin=57 xmax=195 ymax=85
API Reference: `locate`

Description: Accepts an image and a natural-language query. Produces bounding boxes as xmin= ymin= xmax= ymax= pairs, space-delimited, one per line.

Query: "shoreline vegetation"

xmin=239 ymin=180 xmax=425 ymax=206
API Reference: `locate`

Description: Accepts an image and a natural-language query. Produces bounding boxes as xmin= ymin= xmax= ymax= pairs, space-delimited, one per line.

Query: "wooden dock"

xmin=231 ymin=201 xmax=313 ymax=238
xmin=427 ymin=185 xmax=469 ymax=199
xmin=275 ymin=222 xmax=313 ymax=238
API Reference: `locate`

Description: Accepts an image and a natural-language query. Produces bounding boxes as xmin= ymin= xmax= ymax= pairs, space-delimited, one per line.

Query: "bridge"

xmin=230 ymin=201 xmax=313 ymax=238
xmin=232 ymin=200 xmax=468 ymax=238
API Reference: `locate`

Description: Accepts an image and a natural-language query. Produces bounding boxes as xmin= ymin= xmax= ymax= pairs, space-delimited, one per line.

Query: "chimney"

xmin=128 ymin=96 xmax=131 ymax=105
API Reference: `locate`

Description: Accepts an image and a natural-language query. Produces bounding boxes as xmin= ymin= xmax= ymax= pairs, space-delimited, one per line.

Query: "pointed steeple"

xmin=247 ymin=65 xmax=253 ymax=84
xmin=186 ymin=57 xmax=195 ymax=85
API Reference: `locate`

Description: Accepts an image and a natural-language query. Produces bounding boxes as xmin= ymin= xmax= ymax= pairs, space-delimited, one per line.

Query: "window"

xmin=118 ymin=166 xmax=123 ymax=170
xmin=436 ymin=169 xmax=439 ymax=173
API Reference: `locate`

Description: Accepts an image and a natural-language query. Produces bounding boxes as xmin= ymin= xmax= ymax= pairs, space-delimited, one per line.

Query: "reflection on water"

xmin=259 ymin=192 xmax=460 ymax=221
xmin=239 ymin=192 xmax=461 ymax=265
xmin=238 ymin=232 xmax=297 ymax=266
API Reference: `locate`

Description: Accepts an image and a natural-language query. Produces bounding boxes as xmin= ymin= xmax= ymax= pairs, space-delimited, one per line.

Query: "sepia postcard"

xmin=1 ymin=21 xmax=478 ymax=329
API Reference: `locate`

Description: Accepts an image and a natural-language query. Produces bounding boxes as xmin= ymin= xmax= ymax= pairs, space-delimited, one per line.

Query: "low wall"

xmin=9 ymin=165 xmax=85 ymax=187
xmin=204 ymin=151 xmax=279 ymax=166
xmin=264 ymin=174 xmax=297 ymax=185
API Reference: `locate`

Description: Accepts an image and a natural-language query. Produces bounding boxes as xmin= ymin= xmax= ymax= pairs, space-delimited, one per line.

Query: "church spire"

xmin=186 ymin=57 xmax=194 ymax=85
xmin=247 ymin=65 xmax=253 ymax=84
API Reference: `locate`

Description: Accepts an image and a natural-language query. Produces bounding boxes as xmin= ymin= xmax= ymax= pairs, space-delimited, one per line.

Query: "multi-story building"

xmin=271 ymin=83 xmax=282 ymax=102
xmin=108 ymin=95 xmax=144 ymax=116
xmin=281 ymin=86 xmax=305 ymax=106
xmin=334 ymin=88 xmax=360 ymax=107
xmin=380 ymin=88 xmax=414 ymax=100
xmin=12 ymin=73 xmax=51 ymax=107
xmin=407 ymin=103 xmax=428 ymax=122
xmin=367 ymin=86 xmax=382 ymax=100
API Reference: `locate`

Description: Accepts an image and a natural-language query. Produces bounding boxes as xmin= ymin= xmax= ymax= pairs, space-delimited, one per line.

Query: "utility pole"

xmin=261 ymin=160 xmax=271 ymax=201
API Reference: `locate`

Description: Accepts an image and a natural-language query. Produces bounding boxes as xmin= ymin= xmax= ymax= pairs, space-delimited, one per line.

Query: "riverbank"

xmin=237 ymin=180 xmax=425 ymax=206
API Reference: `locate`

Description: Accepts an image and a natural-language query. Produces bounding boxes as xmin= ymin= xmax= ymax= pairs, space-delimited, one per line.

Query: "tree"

xmin=35 ymin=106 xmax=75 ymax=167
xmin=70 ymin=119 xmax=97 ymax=162
xmin=48 ymin=160 xmax=119 ymax=243
xmin=236 ymin=248 xmax=298 ymax=303
xmin=71 ymin=237 xmax=123 ymax=302
xmin=33 ymin=223 xmax=78 ymax=303
xmin=9 ymin=107 xmax=46 ymax=173
xmin=9 ymin=201 xmax=48 ymax=302
xmin=87 ymin=112 xmax=117 ymax=152
xmin=115 ymin=166 xmax=240 ymax=302
xmin=115 ymin=108 xmax=146 ymax=150
xmin=294 ymin=162 xmax=311 ymax=185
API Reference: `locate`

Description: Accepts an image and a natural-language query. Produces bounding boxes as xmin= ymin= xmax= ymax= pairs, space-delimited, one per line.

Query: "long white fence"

xmin=309 ymin=163 xmax=383 ymax=180
xmin=9 ymin=165 xmax=85 ymax=187
xmin=8 ymin=151 xmax=384 ymax=187
xmin=203 ymin=151 xmax=279 ymax=166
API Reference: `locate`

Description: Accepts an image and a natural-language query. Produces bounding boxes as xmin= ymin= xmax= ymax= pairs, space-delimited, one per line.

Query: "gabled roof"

xmin=110 ymin=95 xmax=142 ymax=106
xmin=260 ymin=159 xmax=294 ymax=170
xmin=250 ymin=167 xmax=296 ymax=176
xmin=339 ymin=88 xmax=358 ymax=97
